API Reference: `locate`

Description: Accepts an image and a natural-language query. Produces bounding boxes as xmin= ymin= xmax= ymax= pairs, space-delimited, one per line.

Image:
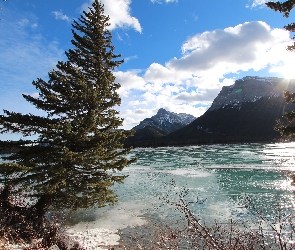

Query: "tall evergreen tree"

xmin=0 ymin=0 xmax=135 ymax=213
xmin=266 ymin=1 xmax=295 ymax=138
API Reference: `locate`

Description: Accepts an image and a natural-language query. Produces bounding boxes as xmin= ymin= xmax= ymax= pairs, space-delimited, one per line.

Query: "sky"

xmin=0 ymin=0 xmax=295 ymax=134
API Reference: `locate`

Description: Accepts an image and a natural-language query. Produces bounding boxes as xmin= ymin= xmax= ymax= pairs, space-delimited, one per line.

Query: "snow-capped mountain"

xmin=133 ymin=108 xmax=196 ymax=134
xmin=209 ymin=76 xmax=295 ymax=111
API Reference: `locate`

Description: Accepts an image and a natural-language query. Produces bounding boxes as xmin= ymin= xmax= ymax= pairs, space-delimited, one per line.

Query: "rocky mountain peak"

xmin=156 ymin=108 xmax=168 ymax=115
xmin=133 ymin=108 xmax=196 ymax=134
xmin=209 ymin=76 xmax=295 ymax=111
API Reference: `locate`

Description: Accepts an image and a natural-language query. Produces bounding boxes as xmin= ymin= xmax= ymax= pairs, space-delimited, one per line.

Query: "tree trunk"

xmin=32 ymin=194 xmax=53 ymax=231
xmin=0 ymin=185 xmax=11 ymax=209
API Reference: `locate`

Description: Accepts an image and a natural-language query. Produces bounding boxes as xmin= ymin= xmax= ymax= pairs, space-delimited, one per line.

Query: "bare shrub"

xmin=0 ymin=186 xmax=83 ymax=249
xmin=122 ymin=179 xmax=295 ymax=250
xmin=162 ymin=180 xmax=295 ymax=250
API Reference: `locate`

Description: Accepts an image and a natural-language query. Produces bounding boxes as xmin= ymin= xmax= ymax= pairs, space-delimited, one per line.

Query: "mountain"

xmin=125 ymin=76 xmax=295 ymax=147
xmin=124 ymin=108 xmax=196 ymax=147
xmin=133 ymin=108 xmax=196 ymax=133
xmin=161 ymin=76 xmax=295 ymax=146
xmin=209 ymin=76 xmax=294 ymax=111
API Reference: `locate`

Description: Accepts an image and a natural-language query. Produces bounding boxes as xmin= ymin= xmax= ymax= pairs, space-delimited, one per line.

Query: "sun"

xmin=279 ymin=64 xmax=295 ymax=79
xmin=270 ymin=61 xmax=295 ymax=80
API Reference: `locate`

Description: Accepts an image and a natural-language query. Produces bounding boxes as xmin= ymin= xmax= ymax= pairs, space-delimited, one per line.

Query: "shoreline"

xmin=65 ymin=201 xmax=148 ymax=249
xmin=66 ymin=227 xmax=121 ymax=250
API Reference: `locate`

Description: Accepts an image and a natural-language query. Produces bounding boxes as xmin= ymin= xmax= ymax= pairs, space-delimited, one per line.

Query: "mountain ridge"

xmin=133 ymin=108 xmax=196 ymax=134
xmin=125 ymin=108 xmax=196 ymax=146
xmin=125 ymin=76 xmax=295 ymax=147
xmin=209 ymin=76 xmax=295 ymax=111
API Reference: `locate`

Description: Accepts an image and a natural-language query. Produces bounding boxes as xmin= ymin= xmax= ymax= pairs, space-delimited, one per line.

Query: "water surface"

xmin=110 ymin=142 xmax=295 ymax=225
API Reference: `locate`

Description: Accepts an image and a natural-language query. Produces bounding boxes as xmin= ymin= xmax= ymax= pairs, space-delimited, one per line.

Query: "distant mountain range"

xmin=125 ymin=76 xmax=295 ymax=147
xmin=124 ymin=108 xmax=196 ymax=146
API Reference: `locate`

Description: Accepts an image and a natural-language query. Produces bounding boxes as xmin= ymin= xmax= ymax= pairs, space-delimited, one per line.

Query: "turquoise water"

xmin=111 ymin=142 xmax=295 ymax=225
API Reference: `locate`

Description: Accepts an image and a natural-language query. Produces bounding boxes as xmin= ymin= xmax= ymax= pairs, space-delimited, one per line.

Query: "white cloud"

xmin=247 ymin=0 xmax=267 ymax=8
xmin=81 ymin=0 xmax=142 ymax=33
xmin=128 ymin=100 xmax=147 ymax=106
xmin=144 ymin=62 xmax=190 ymax=85
xmin=115 ymin=71 xmax=146 ymax=97
xmin=17 ymin=18 xmax=38 ymax=29
xmin=167 ymin=21 xmax=290 ymax=74
xmin=124 ymin=55 xmax=138 ymax=63
xmin=120 ymin=108 xmax=155 ymax=128
xmin=102 ymin=0 xmax=142 ymax=33
xmin=52 ymin=10 xmax=71 ymax=22
xmin=175 ymin=89 xmax=220 ymax=103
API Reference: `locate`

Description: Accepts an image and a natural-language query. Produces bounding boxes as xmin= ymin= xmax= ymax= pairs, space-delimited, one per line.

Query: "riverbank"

xmin=66 ymin=201 xmax=147 ymax=248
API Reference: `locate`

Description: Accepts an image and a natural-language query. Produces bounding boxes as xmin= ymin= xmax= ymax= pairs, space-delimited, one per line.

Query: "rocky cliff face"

xmin=209 ymin=76 xmax=295 ymax=111
xmin=133 ymin=108 xmax=196 ymax=134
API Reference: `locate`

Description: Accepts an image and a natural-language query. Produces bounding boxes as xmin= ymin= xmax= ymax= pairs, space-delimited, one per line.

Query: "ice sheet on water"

xmin=165 ymin=168 xmax=213 ymax=178
xmin=67 ymin=201 xmax=148 ymax=249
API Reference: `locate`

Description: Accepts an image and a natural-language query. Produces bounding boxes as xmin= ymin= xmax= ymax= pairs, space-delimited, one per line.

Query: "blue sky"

xmin=0 ymin=0 xmax=295 ymax=132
